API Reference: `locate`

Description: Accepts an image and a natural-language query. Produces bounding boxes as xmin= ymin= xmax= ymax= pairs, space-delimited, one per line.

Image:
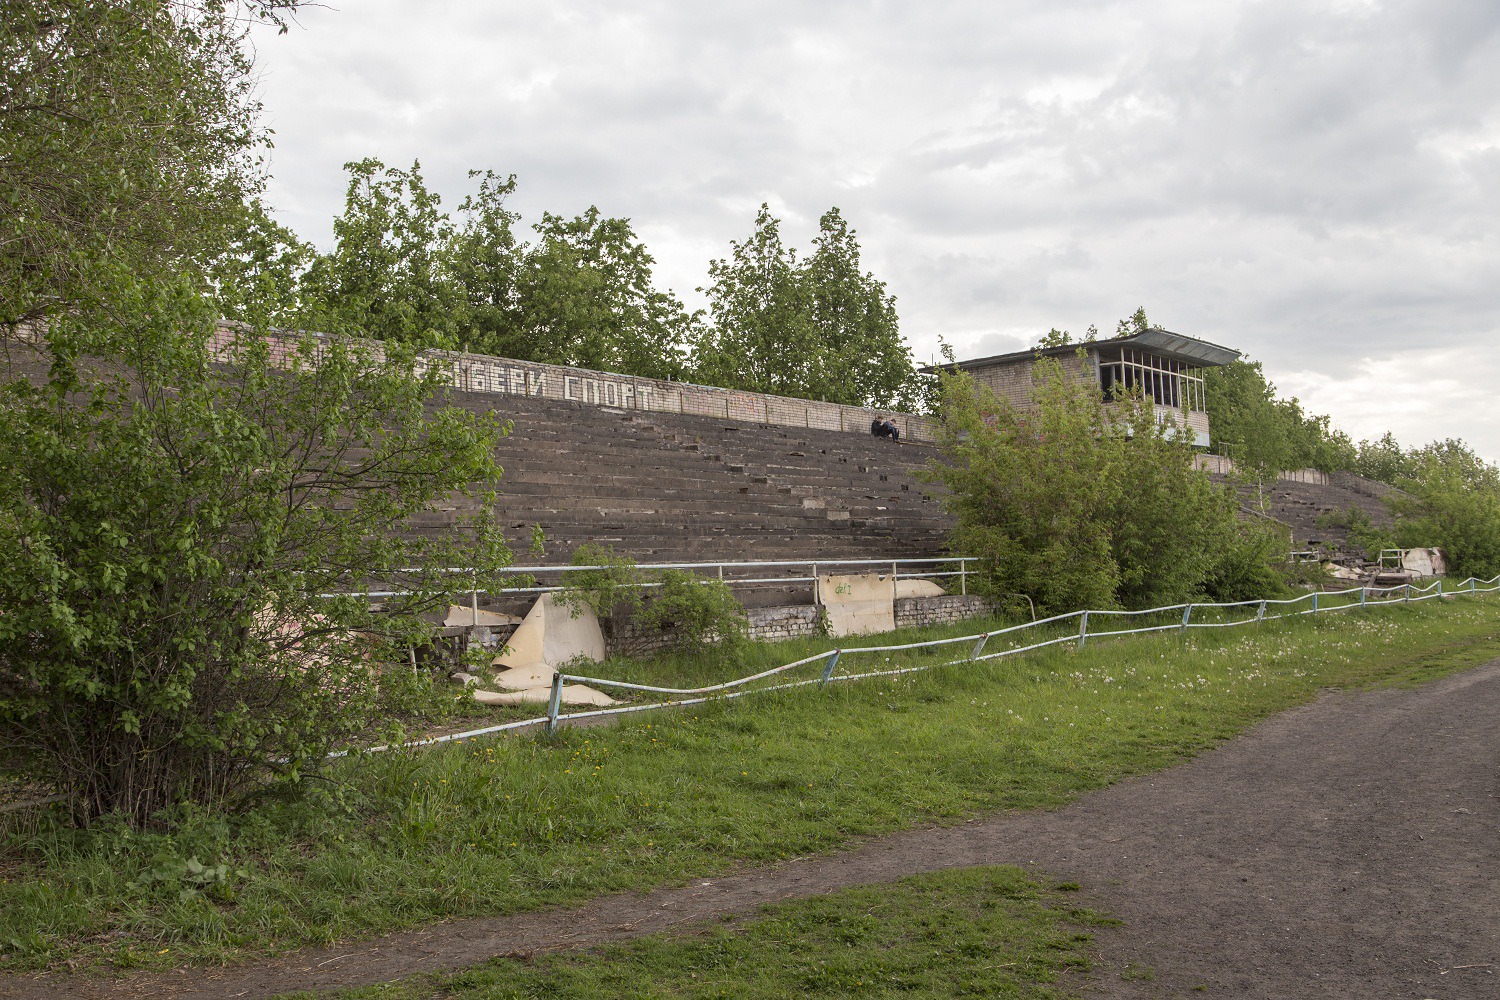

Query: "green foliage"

xmin=1315 ymin=506 xmax=1395 ymax=559
xmin=1203 ymin=359 xmax=1356 ymax=480
xmin=1351 ymin=432 xmax=1413 ymax=485
xmin=635 ymin=571 xmax=749 ymax=652
xmin=1 ymin=0 xmax=268 ymax=337
xmin=558 ymin=544 xmax=643 ymax=622
xmin=693 ymin=205 xmax=919 ymax=408
xmin=0 ymin=320 xmax=513 ymax=826
xmin=303 ymin=158 xmax=467 ymax=348
xmin=508 ymin=208 xmax=695 ymax=380
xmin=1386 ymin=442 xmax=1500 ymax=579
xmin=928 ymin=359 xmax=1287 ymax=612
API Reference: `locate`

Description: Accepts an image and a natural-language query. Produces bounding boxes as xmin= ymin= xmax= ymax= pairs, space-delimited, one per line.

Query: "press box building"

xmin=925 ymin=329 xmax=1240 ymax=448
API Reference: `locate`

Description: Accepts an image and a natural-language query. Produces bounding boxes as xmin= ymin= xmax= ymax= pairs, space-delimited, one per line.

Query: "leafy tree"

xmin=1 ymin=0 xmax=274 ymax=340
xmin=303 ymin=158 xmax=467 ymax=347
xmin=927 ymin=358 xmax=1288 ymax=613
xmin=512 ymin=208 xmax=693 ymax=380
xmin=1351 ymin=431 xmax=1414 ymax=485
xmin=801 ymin=208 xmax=915 ymax=408
xmin=1203 ymin=359 xmax=1356 ymax=481
xmin=206 ymin=198 xmax=320 ymax=329
xmin=449 ymin=169 xmax=526 ymax=357
xmin=1 ymin=2 xmax=513 ymax=826
xmin=1386 ymin=441 xmax=1500 ymax=579
xmin=1 ymin=322 xmax=511 ymax=825
xmin=694 ymin=204 xmax=919 ymax=407
xmin=693 ymin=205 xmax=820 ymax=398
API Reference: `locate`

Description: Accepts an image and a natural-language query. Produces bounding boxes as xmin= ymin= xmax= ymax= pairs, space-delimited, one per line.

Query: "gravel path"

xmin=3 ymin=659 xmax=1495 ymax=999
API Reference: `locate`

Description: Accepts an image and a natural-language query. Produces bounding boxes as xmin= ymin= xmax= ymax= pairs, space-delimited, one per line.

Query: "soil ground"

xmin=3 ymin=659 xmax=1496 ymax=1000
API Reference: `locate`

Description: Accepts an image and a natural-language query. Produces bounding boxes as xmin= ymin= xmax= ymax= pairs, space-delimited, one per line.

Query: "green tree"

xmin=801 ymin=207 xmax=916 ymax=408
xmin=1203 ymin=359 xmax=1356 ymax=482
xmin=1387 ymin=441 xmax=1500 ymax=579
xmin=693 ymin=205 xmax=820 ymax=397
xmin=304 ymin=158 xmax=466 ymax=347
xmin=1 ymin=2 xmax=513 ymax=826
xmin=450 ymin=169 xmax=526 ymax=357
xmin=927 ymin=358 xmax=1287 ymax=613
xmin=512 ymin=208 xmax=693 ymax=380
xmin=694 ymin=204 xmax=919 ymax=407
xmin=1 ymin=0 xmax=277 ymax=341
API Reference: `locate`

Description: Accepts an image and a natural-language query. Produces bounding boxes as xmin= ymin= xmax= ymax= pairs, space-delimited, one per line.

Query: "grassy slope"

xmin=1 ymin=596 xmax=1497 ymax=972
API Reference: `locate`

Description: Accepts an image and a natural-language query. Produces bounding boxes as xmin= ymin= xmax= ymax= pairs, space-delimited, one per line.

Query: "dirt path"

xmin=4 ymin=660 xmax=1497 ymax=1000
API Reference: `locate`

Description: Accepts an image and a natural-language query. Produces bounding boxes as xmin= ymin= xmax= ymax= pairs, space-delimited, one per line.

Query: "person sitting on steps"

xmin=870 ymin=417 xmax=900 ymax=441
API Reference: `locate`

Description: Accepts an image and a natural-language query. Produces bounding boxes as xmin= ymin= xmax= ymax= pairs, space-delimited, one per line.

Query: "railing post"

xmin=545 ymin=671 xmax=564 ymax=734
xmin=1360 ymin=587 xmax=1367 ymax=609
xmin=960 ymin=560 xmax=967 ymax=596
xmin=472 ymin=572 xmax=480 ymax=627
xmin=969 ymin=634 xmax=989 ymax=661
xmin=1437 ymin=579 xmax=1443 ymax=598
xmin=1471 ymin=578 xmax=1476 ymax=594
xmin=1257 ymin=600 xmax=1266 ymax=623
xmin=1311 ymin=591 xmax=1319 ymax=614
xmin=1181 ymin=604 xmax=1193 ymax=633
xmin=1078 ymin=611 xmax=1089 ymax=648
xmin=819 ymin=649 xmax=842 ymax=687
xmin=1404 ymin=583 xmax=1411 ymax=603
xmin=892 ymin=561 xmax=899 ymax=605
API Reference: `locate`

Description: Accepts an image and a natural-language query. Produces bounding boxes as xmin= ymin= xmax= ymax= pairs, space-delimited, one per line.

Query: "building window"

xmin=1096 ymin=348 xmax=1204 ymax=412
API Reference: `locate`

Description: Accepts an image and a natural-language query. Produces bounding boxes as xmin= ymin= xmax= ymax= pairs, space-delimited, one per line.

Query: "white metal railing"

xmin=336 ymin=574 xmax=1500 ymax=756
xmin=331 ymin=556 xmax=982 ymax=626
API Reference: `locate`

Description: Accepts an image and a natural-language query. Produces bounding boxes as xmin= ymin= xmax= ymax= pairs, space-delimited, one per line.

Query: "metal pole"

xmin=1360 ymin=587 xmax=1367 ymax=609
xmin=1257 ymin=600 xmax=1266 ymax=623
xmin=545 ymin=671 xmax=564 ymax=734
xmin=819 ymin=649 xmax=843 ymax=687
xmin=960 ymin=560 xmax=967 ymax=596
xmin=969 ymin=634 xmax=989 ymax=661
xmin=472 ymin=572 xmax=479 ymax=627
xmin=892 ymin=561 xmax=899 ymax=605
xmin=1312 ymin=591 xmax=1319 ymax=614
xmin=1181 ymin=604 xmax=1193 ymax=633
xmin=1078 ymin=611 xmax=1089 ymax=648
xmin=1405 ymin=583 xmax=1411 ymax=603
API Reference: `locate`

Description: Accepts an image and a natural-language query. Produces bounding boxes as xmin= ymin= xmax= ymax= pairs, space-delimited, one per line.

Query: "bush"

xmin=0 ymin=320 xmax=511 ymax=827
xmin=635 ymin=571 xmax=749 ymax=653
xmin=557 ymin=543 xmax=643 ymax=622
xmin=927 ymin=358 xmax=1288 ymax=613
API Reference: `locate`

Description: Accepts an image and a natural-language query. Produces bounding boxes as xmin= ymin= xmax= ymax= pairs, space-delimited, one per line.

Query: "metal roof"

xmin=920 ymin=328 xmax=1241 ymax=373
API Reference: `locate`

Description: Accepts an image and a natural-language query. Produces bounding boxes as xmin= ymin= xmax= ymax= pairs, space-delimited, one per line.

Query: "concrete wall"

xmin=966 ymin=352 xmax=1094 ymax=411
xmin=607 ymin=596 xmax=997 ymax=658
xmin=209 ymin=325 xmax=940 ymax=443
xmin=1193 ymin=453 xmax=1330 ymax=485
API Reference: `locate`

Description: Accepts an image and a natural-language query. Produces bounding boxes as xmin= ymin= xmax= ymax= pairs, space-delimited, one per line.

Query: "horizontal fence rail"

xmin=323 ymin=557 xmax=983 ymax=622
xmin=337 ymin=575 xmax=1500 ymax=756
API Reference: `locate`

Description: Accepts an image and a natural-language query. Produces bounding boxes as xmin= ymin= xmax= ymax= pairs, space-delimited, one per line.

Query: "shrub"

xmin=0 ymin=322 xmax=511 ymax=827
xmin=927 ymin=358 xmax=1288 ymax=613
xmin=635 ymin=571 xmax=749 ymax=652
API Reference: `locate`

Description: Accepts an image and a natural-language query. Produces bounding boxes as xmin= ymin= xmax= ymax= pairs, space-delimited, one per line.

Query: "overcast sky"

xmin=250 ymin=0 xmax=1500 ymax=460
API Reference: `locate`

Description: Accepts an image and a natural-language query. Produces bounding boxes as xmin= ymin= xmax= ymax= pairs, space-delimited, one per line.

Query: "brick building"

xmin=924 ymin=329 xmax=1239 ymax=448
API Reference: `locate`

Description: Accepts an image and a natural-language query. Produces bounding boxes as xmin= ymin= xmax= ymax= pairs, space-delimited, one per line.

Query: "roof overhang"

xmin=920 ymin=328 xmax=1240 ymax=373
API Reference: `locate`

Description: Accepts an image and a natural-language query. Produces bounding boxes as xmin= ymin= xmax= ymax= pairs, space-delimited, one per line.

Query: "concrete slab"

xmin=818 ymin=573 xmax=895 ymax=637
xmin=895 ymin=579 xmax=946 ymax=599
xmin=492 ymin=593 xmax=606 ymax=689
xmin=442 ymin=605 xmax=522 ymax=628
xmin=471 ymin=684 xmax=616 ymax=707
